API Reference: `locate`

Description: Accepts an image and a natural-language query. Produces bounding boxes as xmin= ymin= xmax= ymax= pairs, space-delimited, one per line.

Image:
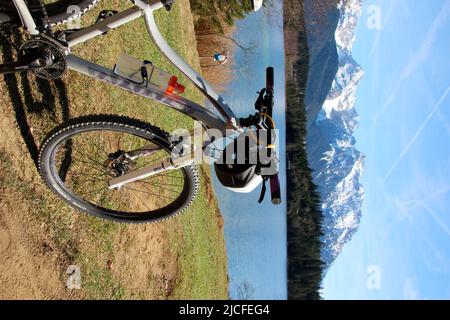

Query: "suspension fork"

xmin=107 ymin=155 xmax=193 ymax=189
xmin=107 ymin=126 xmax=208 ymax=189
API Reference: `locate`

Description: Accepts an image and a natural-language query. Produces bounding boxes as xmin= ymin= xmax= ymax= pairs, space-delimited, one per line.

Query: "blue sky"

xmin=211 ymin=0 xmax=287 ymax=300
xmin=323 ymin=0 xmax=450 ymax=299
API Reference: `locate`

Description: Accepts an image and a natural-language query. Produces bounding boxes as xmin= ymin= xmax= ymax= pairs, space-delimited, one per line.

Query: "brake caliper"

xmin=105 ymin=151 xmax=135 ymax=177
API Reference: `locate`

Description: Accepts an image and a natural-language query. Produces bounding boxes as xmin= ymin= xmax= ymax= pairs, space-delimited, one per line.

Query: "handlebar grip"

xmin=269 ymin=174 xmax=281 ymax=205
xmin=266 ymin=67 xmax=274 ymax=91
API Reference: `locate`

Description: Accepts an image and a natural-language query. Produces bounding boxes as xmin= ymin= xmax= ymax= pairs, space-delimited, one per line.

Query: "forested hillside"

xmin=284 ymin=0 xmax=326 ymax=300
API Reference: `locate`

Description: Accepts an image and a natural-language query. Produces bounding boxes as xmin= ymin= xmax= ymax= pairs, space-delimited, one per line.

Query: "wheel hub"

xmin=105 ymin=151 xmax=135 ymax=177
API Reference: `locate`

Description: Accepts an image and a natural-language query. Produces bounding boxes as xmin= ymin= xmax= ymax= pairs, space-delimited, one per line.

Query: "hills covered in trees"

xmin=284 ymin=0 xmax=327 ymax=300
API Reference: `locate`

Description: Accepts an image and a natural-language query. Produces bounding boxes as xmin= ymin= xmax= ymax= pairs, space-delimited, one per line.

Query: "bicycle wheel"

xmin=0 ymin=0 xmax=98 ymax=27
xmin=39 ymin=115 xmax=199 ymax=223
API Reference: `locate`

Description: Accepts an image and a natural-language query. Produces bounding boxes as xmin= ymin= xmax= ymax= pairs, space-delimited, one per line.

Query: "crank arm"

xmin=108 ymin=156 xmax=193 ymax=189
xmin=0 ymin=54 xmax=51 ymax=75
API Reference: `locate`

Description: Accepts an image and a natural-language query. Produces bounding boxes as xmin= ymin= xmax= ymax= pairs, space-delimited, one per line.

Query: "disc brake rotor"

xmin=105 ymin=151 xmax=135 ymax=177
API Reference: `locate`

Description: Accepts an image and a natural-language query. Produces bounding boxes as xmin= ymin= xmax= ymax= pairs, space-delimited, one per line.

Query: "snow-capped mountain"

xmin=306 ymin=0 xmax=365 ymax=267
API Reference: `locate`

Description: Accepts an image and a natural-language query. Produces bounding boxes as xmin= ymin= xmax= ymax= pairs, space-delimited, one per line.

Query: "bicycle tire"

xmin=0 ymin=0 xmax=99 ymax=27
xmin=39 ymin=114 xmax=199 ymax=224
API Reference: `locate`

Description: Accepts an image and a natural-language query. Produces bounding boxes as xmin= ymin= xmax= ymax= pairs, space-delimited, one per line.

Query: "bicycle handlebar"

xmin=266 ymin=67 xmax=274 ymax=91
xmin=265 ymin=67 xmax=281 ymax=205
xmin=270 ymin=174 xmax=281 ymax=205
xmin=265 ymin=67 xmax=274 ymax=115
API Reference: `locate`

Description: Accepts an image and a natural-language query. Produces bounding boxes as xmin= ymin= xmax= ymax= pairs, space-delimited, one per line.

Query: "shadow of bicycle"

xmin=0 ymin=30 xmax=71 ymax=173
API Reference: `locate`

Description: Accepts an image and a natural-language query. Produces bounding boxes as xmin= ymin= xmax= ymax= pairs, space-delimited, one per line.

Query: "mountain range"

xmin=304 ymin=0 xmax=365 ymax=267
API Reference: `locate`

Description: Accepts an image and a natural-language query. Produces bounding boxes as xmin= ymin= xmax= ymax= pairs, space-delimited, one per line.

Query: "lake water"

xmin=210 ymin=1 xmax=287 ymax=300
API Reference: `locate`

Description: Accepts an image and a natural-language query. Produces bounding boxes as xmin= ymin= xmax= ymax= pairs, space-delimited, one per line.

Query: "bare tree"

xmin=262 ymin=0 xmax=284 ymax=30
xmin=196 ymin=32 xmax=257 ymax=55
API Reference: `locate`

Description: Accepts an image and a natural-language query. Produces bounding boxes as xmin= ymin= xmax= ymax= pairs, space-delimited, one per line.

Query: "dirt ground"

xmin=0 ymin=80 xmax=178 ymax=299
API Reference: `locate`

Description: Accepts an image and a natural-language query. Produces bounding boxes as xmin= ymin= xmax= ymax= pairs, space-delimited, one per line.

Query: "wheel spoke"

xmin=47 ymin=125 xmax=190 ymax=216
xmin=136 ymin=180 xmax=181 ymax=194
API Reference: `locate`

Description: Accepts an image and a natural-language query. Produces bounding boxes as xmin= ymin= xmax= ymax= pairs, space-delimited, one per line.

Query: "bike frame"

xmin=12 ymin=0 xmax=235 ymax=132
xmin=11 ymin=0 xmax=279 ymax=196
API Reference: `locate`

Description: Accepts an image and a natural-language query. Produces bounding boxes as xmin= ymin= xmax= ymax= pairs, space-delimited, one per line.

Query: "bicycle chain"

xmin=0 ymin=0 xmax=49 ymax=35
xmin=28 ymin=1 xmax=67 ymax=78
xmin=0 ymin=2 xmax=13 ymax=35
xmin=37 ymin=0 xmax=51 ymax=31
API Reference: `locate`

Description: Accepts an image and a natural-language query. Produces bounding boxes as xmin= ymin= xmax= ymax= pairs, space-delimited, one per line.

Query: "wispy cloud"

xmin=368 ymin=0 xmax=407 ymax=98
xmin=436 ymin=109 xmax=450 ymax=136
xmin=386 ymin=200 xmax=450 ymax=271
xmin=421 ymin=184 xmax=450 ymax=203
xmin=375 ymin=1 xmax=450 ymax=123
xmin=412 ymin=222 xmax=449 ymax=271
xmin=384 ymin=86 xmax=450 ymax=181
xmin=405 ymin=200 xmax=450 ymax=239
xmin=369 ymin=0 xmax=400 ymax=57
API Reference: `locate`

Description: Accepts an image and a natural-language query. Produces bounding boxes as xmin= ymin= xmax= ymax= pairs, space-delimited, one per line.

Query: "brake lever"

xmin=270 ymin=175 xmax=281 ymax=205
xmin=258 ymin=177 xmax=268 ymax=204
xmin=254 ymin=88 xmax=266 ymax=111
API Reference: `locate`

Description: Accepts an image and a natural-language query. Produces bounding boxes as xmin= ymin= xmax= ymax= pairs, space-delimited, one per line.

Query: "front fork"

xmin=107 ymin=140 xmax=194 ymax=189
xmin=107 ymin=155 xmax=193 ymax=189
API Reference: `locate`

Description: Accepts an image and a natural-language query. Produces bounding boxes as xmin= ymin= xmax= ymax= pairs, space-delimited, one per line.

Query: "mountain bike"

xmin=0 ymin=0 xmax=280 ymax=223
